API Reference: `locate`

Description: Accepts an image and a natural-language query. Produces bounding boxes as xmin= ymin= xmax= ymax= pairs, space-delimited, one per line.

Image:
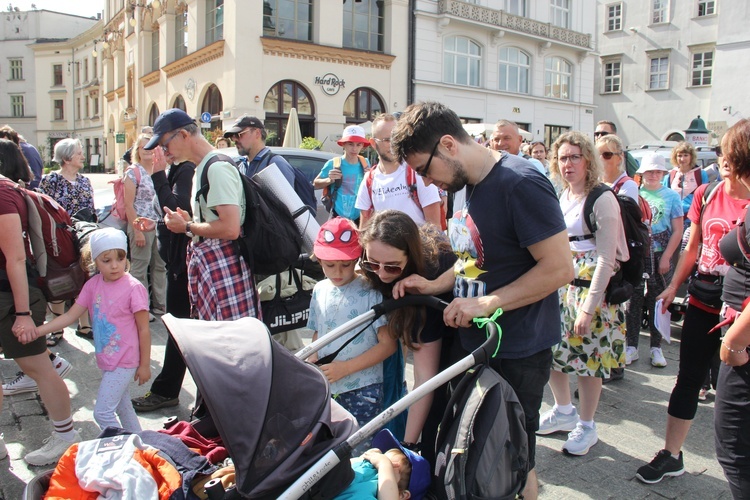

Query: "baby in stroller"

xmin=336 ymin=429 xmax=430 ymax=500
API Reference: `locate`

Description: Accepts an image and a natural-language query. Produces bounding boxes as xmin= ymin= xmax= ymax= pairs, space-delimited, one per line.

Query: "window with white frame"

xmin=550 ymin=0 xmax=570 ymax=29
xmin=648 ymin=54 xmax=669 ymax=89
xmin=603 ymin=59 xmax=621 ymax=93
xmin=697 ymin=0 xmax=715 ymax=16
xmin=93 ymin=96 xmax=99 ymax=117
xmin=263 ymin=0 xmax=312 ymax=41
xmin=84 ymin=97 xmax=89 ymax=118
xmin=151 ymin=29 xmax=159 ymax=73
xmin=544 ymin=56 xmax=572 ymax=99
xmin=606 ymin=3 xmax=622 ymax=31
xmin=175 ymin=10 xmax=187 ymax=59
xmin=444 ymin=36 xmax=482 ymax=87
xmin=53 ymin=99 xmax=64 ymax=120
xmin=691 ymin=49 xmax=713 ymax=86
xmin=9 ymin=59 xmax=22 ymax=80
xmin=652 ymin=0 xmax=667 ymax=23
xmin=505 ymin=0 xmax=527 ymax=16
xmin=206 ymin=0 xmax=224 ymax=45
xmin=499 ymin=47 xmax=530 ymax=94
xmin=11 ymin=95 xmax=23 ymax=117
xmin=343 ymin=0 xmax=384 ymax=52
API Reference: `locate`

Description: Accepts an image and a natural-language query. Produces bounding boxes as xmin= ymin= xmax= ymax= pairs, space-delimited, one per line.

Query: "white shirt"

xmin=355 ymin=162 xmax=441 ymax=225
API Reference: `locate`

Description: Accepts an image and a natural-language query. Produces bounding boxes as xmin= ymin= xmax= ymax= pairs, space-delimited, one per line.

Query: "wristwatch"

xmin=185 ymin=222 xmax=194 ymax=238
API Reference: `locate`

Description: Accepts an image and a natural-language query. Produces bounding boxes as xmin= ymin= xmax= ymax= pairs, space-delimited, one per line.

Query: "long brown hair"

xmin=359 ymin=210 xmax=450 ymax=349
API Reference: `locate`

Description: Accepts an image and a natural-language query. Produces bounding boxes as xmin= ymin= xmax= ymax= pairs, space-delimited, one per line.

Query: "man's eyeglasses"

xmin=416 ymin=139 xmax=441 ymax=178
xmin=594 ymin=131 xmax=609 ymax=138
xmin=160 ymin=130 xmax=182 ymax=153
xmin=372 ymin=137 xmax=391 ymax=144
xmin=557 ymin=154 xmax=584 ymax=165
xmin=232 ymin=128 xmax=253 ymax=140
xmin=600 ymin=151 xmax=621 ymax=160
xmin=360 ymin=259 xmax=405 ymax=275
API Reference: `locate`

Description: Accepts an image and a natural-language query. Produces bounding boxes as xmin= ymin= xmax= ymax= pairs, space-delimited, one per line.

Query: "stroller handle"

xmin=373 ymin=294 xmax=449 ymax=316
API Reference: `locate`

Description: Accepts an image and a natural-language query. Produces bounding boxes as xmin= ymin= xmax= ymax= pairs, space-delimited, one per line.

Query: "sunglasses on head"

xmin=360 ymin=259 xmax=404 ymax=275
xmin=600 ymin=151 xmax=621 ymax=160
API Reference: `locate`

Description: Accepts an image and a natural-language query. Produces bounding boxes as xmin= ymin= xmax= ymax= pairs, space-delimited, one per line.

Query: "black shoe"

xmin=636 ymin=449 xmax=685 ymax=484
xmin=602 ymin=368 xmax=624 ymax=384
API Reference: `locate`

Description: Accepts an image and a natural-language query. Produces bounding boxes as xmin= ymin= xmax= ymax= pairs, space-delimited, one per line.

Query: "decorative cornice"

xmin=115 ymin=86 xmax=125 ymax=99
xmin=140 ymin=70 xmax=160 ymax=88
xmin=163 ymin=40 xmax=225 ymax=78
xmin=261 ymin=37 xmax=395 ymax=70
xmin=105 ymin=90 xmax=116 ymax=102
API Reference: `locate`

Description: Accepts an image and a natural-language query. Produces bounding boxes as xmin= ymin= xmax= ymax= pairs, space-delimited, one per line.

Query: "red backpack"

xmin=1 ymin=177 xmax=86 ymax=301
xmin=363 ymin=164 xmax=421 ymax=208
xmin=110 ymin=166 xmax=142 ymax=221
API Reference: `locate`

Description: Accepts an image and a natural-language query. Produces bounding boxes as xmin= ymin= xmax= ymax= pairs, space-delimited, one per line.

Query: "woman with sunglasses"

xmin=537 ymin=131 xmax=629 ymax=456
xmin=635 ymin=127 xmax=750 ymax=485
xmin=359 ymin=209 xmax=457 ymax=464
xmin=597 ymin=135 xmax=639 ymax=203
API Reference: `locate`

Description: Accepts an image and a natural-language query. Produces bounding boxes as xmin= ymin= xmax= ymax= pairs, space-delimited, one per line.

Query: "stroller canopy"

xmin=163 ymin=315 xmax=356 ymax=497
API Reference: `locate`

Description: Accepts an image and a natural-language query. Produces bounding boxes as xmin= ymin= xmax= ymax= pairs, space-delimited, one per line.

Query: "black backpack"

xmin=252 ymin=152 xmax=317 ymax=215
xmin=433 ymin=364 xmax=528 ymax=500
xmin=197 ymin=154 xmax=302 ymax=276
xmin=579 ymin=184 xmax=651 ymax=304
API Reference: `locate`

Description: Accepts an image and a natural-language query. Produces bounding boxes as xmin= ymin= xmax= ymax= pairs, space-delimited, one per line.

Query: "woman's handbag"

xmin=260 ymin=269 xmax=313 ymax=335
xmin=687 ymin=273 xmax=723 ymax=309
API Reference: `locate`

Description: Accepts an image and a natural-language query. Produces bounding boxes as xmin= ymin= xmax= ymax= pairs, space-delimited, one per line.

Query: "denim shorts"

xmin=489 ymin=348 xmax=553 ymax=470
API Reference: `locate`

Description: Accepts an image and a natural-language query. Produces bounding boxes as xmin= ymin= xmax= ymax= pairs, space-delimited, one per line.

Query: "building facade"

xmin=593 ymin=0 xmax=747 ymax=146
xmin=100 ymin=0 xmax=410 ymax=170
xmin=0 ymin=9 xmax=98 ymax=152
xmin=412 ymin=0 xmax=596 ymax=145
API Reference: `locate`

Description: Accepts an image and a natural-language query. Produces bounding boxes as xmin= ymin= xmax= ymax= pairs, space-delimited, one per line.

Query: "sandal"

xmin=46 ymin=331 xmax=64 ymax=347
xmin=75 ymin=326 xmax=94 ymax=340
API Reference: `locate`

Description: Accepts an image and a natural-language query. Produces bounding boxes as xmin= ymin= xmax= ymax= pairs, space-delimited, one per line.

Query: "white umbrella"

xmin=283 ymin=107 xmax=303 ymax=148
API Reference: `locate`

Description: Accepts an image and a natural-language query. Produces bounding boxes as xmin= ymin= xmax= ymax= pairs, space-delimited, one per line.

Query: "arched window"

xmin=499 ymin=47 xmax=530 ymax=94
xmin=343 ymin=88 xmax=384 ymax=123
xmin=444 ymin=36 xmax=481 ymax=87
xmin=148 ymin=103 xmax=160 ymax=126
xmin=201 ymin=84 xmax=223 ymax=130
xmin=172 ymin=95 xmax=186 ymax=111
xmin=263 ymin=80 xmax=315 ymax=147
xmin=544 ymin=56 xmax=572 ymax=100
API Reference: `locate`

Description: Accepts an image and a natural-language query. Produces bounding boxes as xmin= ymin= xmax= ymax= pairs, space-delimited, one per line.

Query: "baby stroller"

xmin=23 ymin=296 xmax=500 ymax=499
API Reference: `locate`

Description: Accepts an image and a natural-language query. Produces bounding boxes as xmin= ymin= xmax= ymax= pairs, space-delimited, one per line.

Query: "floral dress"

xmin=552 ymin=191 xmax=627 ymax=378
xmin=39 ymin=171 xmax=94 ymax=215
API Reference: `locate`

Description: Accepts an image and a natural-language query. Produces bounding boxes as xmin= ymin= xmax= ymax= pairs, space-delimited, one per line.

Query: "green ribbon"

xmin=472 ymin=308 xmax=504 ymax=357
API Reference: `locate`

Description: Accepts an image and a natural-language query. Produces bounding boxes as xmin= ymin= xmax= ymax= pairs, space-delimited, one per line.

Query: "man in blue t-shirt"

xmin=314 ymin=124 xmax=370 ymax=224
xmin=390 ymin=102 xmax=573 ymax=500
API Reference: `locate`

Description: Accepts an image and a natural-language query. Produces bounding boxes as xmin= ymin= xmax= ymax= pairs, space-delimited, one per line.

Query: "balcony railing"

xmin=437 ymin=0 xmax=591 ymax=49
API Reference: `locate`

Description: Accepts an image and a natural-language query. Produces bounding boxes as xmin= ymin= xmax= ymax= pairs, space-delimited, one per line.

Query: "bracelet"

xmin=14 ymin=311 xmax=31 ymax=316
xmin=722 ymin=341 xmax=748 ymax=354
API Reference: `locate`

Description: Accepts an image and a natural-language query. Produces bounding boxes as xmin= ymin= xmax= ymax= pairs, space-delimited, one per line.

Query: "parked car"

xmin=628 ymin=142 xmax=720 ymax=173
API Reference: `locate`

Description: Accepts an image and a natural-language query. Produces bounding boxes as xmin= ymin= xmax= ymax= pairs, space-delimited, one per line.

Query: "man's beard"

xmin=237 ymin=143 xmax=250 ymax=157
xmin=442 ymin=155 xmax=471 ymax=193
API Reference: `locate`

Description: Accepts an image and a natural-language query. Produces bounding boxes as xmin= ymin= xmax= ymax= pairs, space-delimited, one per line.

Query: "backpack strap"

xmin=699 ymin=180 xmax=722 ymax=224
xmin=737 ymin=206 xmax=750 ymax=262
xmin=669 ymin=169 xmax=677 ymax=184
xmin=405 ymin=165 xmax=420 ymax=207
xmin=195 ymin=153 xmax=238 ymax=222
xmin=364 ymin=166 xmax=375 ymax=206
xmin=694 ymin=168 xmax=703 ymax=187
xmin=612 ymin=175 xmax=633 ymax=194
xmin=580 ymin=184 xmax=610 ymax=234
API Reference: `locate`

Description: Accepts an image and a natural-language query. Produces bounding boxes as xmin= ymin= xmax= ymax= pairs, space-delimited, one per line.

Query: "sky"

xmin=7 ymin=0 xmax=103 ymax=18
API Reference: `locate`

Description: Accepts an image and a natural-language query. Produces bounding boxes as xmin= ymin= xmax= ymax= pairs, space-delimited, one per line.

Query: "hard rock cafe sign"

xmin=314 ymin=73 xmax=345 ymax=96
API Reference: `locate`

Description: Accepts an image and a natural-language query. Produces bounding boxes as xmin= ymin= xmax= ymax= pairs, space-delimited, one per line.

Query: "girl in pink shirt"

xmin=34 ymin=228 xmax=151 ymax=432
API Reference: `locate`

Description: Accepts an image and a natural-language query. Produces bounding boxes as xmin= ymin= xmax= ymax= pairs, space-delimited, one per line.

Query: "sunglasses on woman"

xmin=600 ymin=151 xmax=621 ymax=160
xmin=360 ymin=259 xmax=404 ymax=275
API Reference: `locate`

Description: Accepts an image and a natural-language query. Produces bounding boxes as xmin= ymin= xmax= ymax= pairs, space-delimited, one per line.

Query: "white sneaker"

xmin=563 ymin=422 xmax=598 ymax=455
xmin=2 ymin=354 xmax=72 ymax=396
xmin=0 ymin=433 xmax=7 ymax=460
xmin=537 ymin=407 xmax=579 ymax=435
xmin=651 ymin=347 xmax=667 ymax=367
xmin=626 ymin=346 xmax=639 ymax=365
xmin=24 ymin=429 xmax=81 ymax=466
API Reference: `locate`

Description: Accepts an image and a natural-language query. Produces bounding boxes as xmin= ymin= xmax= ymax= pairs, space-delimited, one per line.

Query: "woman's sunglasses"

xmin=360 ymin=260 xmax=404 ymax=275
xmin=600 ymin=151 xmax=621 ymax=160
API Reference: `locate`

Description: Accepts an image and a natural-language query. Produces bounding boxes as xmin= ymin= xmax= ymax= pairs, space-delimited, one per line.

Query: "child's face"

xmin=319 ymin=259 xmax=357 ymax=286
xmin=95 ymin=250 xmax=127 ymax=282
xmin=384 ymin=449 xmax=411 ymax=495
xmin=642 ymin=170 xmax=665 ymax=190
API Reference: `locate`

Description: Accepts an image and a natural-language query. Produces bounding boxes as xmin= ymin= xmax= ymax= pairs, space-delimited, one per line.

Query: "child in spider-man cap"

xmin=307 ymin=217 xmax=396 ymax=453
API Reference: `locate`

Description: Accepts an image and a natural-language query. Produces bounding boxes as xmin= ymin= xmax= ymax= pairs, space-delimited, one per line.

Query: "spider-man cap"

xmin=313 ymin=217 xmax=361 ymax=261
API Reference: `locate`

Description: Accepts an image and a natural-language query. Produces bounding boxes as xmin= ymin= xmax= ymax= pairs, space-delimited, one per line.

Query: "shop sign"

xmin=314 ymin=73 xmax=345 ymax=96
xmin=115 ymin=133 xmax=126 ymax=144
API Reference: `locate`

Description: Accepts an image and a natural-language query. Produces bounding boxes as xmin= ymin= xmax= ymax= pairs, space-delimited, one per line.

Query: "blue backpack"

xmin=248 ymin=152 xmax=317 ymax=215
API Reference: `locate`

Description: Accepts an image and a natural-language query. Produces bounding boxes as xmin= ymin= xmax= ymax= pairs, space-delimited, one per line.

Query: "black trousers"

xmin=715 ymin=361 xmax=750 ymax=499
xmin=149 ymin=271 xmax=190 ymax=399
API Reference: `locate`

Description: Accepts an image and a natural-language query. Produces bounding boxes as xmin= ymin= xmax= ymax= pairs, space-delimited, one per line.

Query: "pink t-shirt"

xmin=687 ymin=182 xmax=749 ymax=276
xmin=76 ymin=273 xmax=149 ymax=371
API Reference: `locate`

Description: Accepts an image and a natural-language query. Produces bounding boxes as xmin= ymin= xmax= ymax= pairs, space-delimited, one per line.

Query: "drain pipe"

xmin=407 ymin=0 xmax=416 ymax=106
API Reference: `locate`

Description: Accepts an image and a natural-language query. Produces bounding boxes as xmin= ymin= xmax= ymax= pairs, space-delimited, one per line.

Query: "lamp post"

xmin=685 ymin=115 xmax=709 ymax=147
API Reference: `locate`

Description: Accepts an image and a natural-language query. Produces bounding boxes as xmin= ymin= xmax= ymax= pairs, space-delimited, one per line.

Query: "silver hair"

xmin=53 ymin=138 xmax=82 ymax=164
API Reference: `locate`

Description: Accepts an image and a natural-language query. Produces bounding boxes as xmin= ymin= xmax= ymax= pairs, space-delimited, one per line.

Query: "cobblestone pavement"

xmin=1 ymin=317 xmax=729 ymax=499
